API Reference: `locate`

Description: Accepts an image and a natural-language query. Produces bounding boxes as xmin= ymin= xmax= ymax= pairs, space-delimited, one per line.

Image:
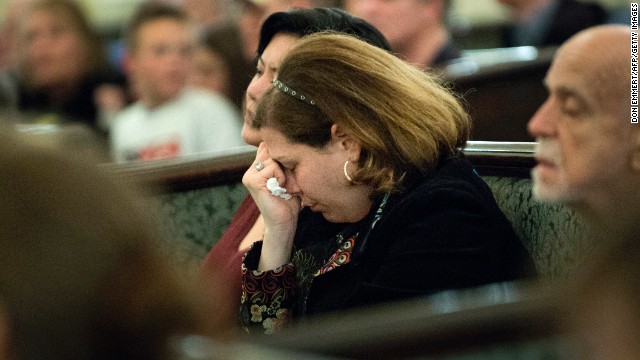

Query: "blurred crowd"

xmin=0 ymin=0 xmax=629 ymax=163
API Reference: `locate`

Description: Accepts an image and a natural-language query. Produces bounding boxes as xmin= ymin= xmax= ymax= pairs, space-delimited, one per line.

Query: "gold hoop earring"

xmin=343 ymin=160 xmax=353 ymax=182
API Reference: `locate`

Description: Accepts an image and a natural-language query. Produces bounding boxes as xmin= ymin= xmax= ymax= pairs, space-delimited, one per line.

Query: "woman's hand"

xmin=243 ymin=143 xmax=301 ymax=270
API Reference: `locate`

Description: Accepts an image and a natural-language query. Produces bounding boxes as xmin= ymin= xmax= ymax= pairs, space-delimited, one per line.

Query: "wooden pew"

xmin=249 ymin=280 xmax=565 ymax=360
xmin=441 ymin=47 xmax=556 ymax=142
xmin=104 ymin=146 xmax=256 ymax=270
xmin=107 ymin=142 xmax=587 ymax=359
xmin=166 ymin=282 xmax=568 ymax=360
xmin=464 ymin=141 xmax=587 ymax=279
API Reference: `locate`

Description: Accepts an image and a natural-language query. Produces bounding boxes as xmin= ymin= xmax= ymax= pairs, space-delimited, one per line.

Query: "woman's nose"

xmin=284 ymin=173 xmax=301 ymax=195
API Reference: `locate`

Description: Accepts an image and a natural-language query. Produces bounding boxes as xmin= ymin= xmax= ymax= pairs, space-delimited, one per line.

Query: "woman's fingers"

xmin=243 ymin=148 xmax=300 ymax=230
xmin=250 ymin=158 xmax=279 ymax=182
xmin=246 ymin=150 xmax=284 ymax=192
xmin=251 ymin=143 xmax=288 ymax=189
xmin=255 ymin=142 xmax=269 ymax=161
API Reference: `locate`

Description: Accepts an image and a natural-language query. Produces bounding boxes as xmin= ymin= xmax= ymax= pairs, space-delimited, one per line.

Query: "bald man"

xmin=528 ymin=25 xmax=640 ymax=234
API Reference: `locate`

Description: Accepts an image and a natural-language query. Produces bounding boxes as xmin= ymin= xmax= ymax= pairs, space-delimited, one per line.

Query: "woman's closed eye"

xmin=275 ymin=160 xmax=295 ymax=172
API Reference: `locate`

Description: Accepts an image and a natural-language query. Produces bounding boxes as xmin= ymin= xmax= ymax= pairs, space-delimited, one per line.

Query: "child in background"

xmin=110 ymin=2 xmax=243 ymax=162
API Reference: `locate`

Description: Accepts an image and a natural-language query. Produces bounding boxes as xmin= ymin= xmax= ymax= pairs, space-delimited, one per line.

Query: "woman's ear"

xmin=330 ymin=124 xmax=361 ymax=161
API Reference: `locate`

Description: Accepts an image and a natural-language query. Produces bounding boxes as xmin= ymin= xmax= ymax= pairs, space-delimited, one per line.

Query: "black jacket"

xmin=300 ymin=154 xmax=535 ymax=315
xmin=241 ymin=154 xmax=536 ymax=332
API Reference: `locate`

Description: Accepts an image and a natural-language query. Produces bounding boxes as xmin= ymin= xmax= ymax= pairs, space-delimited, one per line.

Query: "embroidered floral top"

xmin=240 ymin=230 xmax=358 ymax=334
xmin=240 ymin=193 xmax=388 ymax=334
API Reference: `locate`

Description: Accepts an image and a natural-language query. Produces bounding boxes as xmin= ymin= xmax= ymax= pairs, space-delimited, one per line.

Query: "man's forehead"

xmin=547 ymin=50 xmax=597 ymax=96
xmin=548 ymin=40 xmax=624 ymax=107
xmin=553 ymin=27 xmax=628 ymax=90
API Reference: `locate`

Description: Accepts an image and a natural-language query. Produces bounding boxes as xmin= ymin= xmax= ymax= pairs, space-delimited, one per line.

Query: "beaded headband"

xmin=272 ymin=78 xmax=316 ymax=106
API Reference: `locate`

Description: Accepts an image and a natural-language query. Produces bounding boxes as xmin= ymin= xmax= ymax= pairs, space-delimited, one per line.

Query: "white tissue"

xmin=266 ymin=177 xmax=292 ymax=200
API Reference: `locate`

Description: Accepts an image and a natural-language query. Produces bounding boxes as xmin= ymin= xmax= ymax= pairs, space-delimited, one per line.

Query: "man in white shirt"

xmin=110 ymin=2 xmax=243 ymax=162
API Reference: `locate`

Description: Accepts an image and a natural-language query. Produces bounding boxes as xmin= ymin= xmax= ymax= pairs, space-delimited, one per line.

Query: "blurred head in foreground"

xmin=0 ymin=128 xmax=219 ymax=359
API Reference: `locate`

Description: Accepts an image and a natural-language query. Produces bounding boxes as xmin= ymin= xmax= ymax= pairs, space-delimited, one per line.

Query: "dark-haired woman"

xmin=199 ymin=8 xmax=391 ymax=333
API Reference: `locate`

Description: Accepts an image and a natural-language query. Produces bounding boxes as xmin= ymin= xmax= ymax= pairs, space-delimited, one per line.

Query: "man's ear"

xmin=330 ymin=124 xmax=361 ymax=161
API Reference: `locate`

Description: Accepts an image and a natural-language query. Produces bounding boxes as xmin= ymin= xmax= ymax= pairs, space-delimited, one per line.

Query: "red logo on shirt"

xmin=138 ymin=142 xmax=180 ymax=160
